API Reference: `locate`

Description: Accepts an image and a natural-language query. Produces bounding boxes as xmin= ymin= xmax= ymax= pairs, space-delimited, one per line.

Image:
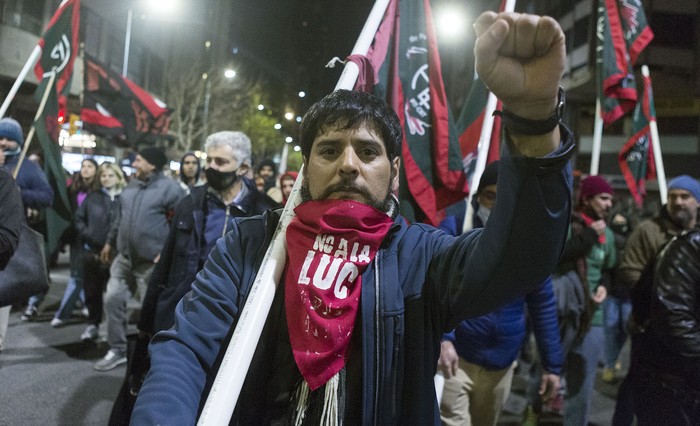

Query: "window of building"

xmin=2 ymin=0 xmax=48 ymax=35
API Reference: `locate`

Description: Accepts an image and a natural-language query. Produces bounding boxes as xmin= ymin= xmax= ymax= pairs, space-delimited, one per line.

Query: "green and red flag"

xmin=618 ymin=72 xmax=656 ymax=207
xmin=33 ymin=0 xmax=80 ymax=97
xmin=596 ymin=0 xmax=637 ymax=126
xmin=33 ymin=78 xmax=71 ymax=256
xmin=349 ymin=0 xmax=502 ymax=225
xmin=618 ymin=0 xmax=654 ymax=65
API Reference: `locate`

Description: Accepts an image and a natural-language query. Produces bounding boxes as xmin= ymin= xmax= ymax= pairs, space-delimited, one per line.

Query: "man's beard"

xmin=668 ymin=207 xmax=694 ymax=229
xmin=300 ymin=180 xmax=394 ymax=213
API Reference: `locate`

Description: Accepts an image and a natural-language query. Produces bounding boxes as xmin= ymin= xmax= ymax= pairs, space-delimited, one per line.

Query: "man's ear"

xmin=238 ymin=164 xmax=250 ymax=176
xmin=391 ymin=157 xmax=400 ymax=192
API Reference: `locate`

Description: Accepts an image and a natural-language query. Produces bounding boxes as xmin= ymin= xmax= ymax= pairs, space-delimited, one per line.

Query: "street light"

xmin=285 ymin=136 xmax=293 ymax=143
xmin=202 ymin=69 xmax=237 ymax=149
xmin=284 ymin=112 xmax=294 ymax=120
xmin=298 ymin=91 xmax=306 ymax=98
xmin=257 ymin=104 xmax=265 ymax=111
xmin=143 ymin=0 xmax=181 ymax=16
xmin=274 ymin=123 xmax=282 ymax=130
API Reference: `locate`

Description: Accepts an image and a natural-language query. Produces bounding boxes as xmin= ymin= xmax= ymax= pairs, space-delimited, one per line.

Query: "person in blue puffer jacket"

xmin=438 ymin=161 xmax=563 ymax=426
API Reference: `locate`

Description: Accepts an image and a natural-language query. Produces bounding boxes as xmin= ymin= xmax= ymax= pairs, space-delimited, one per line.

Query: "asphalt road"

xmin=0 ymin=253 xmax=620 ymax=425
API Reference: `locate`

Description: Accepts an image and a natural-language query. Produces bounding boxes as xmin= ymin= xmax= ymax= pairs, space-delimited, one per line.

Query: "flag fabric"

xmin=618 ymin=73 xmax=656 ymax=207
xmin=618 ymin=0 xmax=654 ymax=65
xmin=81 ymin=57 xmax=171 ymax=147
xmin=350 ymin=0 xmax=506 ymax=225
xmin=34 ymin=78 xmax=72 ymax=256
xmin=33 ymin=0 xmax=80 ymax=97
xmin=456 ymin=79 xmax=502 ymax=188
xmin=596 ymin=0 xmax=637 ymax=126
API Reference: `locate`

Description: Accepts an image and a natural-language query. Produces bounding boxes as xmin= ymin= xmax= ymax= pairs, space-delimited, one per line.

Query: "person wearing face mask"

xmin=554 ymin=175 xmax=617 ymax=426
xmin=138 ymin=131 xmax=280 ymax=340
xmin=438 ymin=161 xmax=562 ymax=426
xmin=104 ymin=132 xmax=280 ymax=424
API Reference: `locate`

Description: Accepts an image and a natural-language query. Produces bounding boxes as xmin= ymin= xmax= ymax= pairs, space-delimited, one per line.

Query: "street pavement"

xmin=0 ymin=253 xmax=621 ymax=425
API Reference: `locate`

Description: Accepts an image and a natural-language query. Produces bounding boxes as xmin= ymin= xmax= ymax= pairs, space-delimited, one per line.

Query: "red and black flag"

xmin=81 ymin=57 xmax=171 ymax=147
xmin=350 ymin=0 xmax=507 ymax=225
xmin=33 ymin=0 xmax=80 ymax=97
xmin=618 ymin=72 xmax=656 ymax=207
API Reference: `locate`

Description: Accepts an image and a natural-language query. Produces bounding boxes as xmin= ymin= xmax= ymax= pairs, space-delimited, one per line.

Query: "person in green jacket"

xmin=555 ymin=175 xmax=616 ymax=425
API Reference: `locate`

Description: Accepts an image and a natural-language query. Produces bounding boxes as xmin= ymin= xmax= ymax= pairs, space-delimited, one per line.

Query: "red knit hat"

xmin=579 ymin=175 xmax=613 ymax=201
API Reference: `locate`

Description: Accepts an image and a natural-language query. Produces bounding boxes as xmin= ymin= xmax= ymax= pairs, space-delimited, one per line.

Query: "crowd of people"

xmin=0 ymin=10 xmax=698 ymax=426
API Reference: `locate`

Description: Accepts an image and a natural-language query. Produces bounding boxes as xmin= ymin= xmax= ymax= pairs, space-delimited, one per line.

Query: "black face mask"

xmin=205 ymin=167 xmax=239 ymax=191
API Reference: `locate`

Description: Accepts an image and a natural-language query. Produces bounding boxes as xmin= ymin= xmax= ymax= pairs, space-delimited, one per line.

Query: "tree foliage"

xmin=163 ymin=56 xmax=299 ymax=169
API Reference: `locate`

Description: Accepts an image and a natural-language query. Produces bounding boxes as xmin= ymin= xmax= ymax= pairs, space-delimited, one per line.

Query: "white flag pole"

xmin=642 ymin=65 xmax=666 ymax=203
xmin=335 ymin=0 xmax=391 ymax=91
xmin=0 ymin=0 xmax=70 ymax=119
xmin=590 ymin=98 xmax=604 ymax=175
xmin=462 ymin=93 xmax=499 ymax=233
xmin=0 ymin=46 xmax=41 ymax=120
xmin=461 ymin=0 xmax=516 ymax=234
xmin=196 ymin=1 xmax=391 ymax=424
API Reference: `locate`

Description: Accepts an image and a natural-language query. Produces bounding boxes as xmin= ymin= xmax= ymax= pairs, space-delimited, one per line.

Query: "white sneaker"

xmin=94 ymin=349 xmax=127 ymax=371
xmin=50 ymin=318 xmax=65 ymax=328
xmin=80 ymin=325 xmax=99 ymax=342
xmin=81 ymin=307 xmax=90 ymax=318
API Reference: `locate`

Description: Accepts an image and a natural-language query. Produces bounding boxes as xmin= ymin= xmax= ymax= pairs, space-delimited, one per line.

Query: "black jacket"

xmin=139 ymin=180 xmax=279 ymax=334
xmin=640 ymin=228 xmax=700 ymax=387
xmin=74 ymin=189 xmax=120 ymax=252
xmin=0 ymin=168 xmax=23 ymax=270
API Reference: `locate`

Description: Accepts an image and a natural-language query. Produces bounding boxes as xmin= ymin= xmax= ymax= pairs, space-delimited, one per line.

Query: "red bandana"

xmin=580 ymin=212 xmax=606 ymax=244
xmin=285 ymin=199 xmax=393 ymax=390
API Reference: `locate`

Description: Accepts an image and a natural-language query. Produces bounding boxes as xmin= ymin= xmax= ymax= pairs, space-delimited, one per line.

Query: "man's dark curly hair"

xmin=299 ymin=90 xmax=402 ymax=161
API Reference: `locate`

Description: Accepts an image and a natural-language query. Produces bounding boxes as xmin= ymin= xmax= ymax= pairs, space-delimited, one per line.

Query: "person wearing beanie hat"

xmin=615 ymin=175 xmax=700 ymax=423
xmin=0 ymin=118 xmax=53 ymax=342
xmin=94 ymin=146 xmax=185 ymax=371
xmin=578 ymin=175 xmax=614 ymax=204
xmin=0 ymin=117 xmax=24 ymax=150
xmin=666 ymin=175 xmax=700 ymax=230
xmin=552 ymin=174 xmax=616 ymax=425
xmin=137 ymin=147 xmax=168 ymax=172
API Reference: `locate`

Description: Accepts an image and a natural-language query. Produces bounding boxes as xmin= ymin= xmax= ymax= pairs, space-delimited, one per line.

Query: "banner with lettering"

xmin=618 ymin=73 xmax=656 ymax=207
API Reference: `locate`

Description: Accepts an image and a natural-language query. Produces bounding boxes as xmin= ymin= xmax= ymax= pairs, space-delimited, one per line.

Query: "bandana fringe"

xmin=293 ymin=380 xmax=310 ymax=426
xmin=320 ymin=373 xmax=339 ymax=426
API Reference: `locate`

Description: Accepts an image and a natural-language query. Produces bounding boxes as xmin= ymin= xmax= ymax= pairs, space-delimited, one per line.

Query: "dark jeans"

xmin=83 ymin=250 xmax=110 ymax=326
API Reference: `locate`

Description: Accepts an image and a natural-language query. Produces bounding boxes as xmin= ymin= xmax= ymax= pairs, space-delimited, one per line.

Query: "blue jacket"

xmin=444 ymin=277 xmax=563 ymax=374
xmin=132 ymin=135 xmax=574 ymax=425
xmin=2 ymin=155 xmax=53 ymax=209
xmin=138 ymin=180 xmax=279 ymax=334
